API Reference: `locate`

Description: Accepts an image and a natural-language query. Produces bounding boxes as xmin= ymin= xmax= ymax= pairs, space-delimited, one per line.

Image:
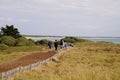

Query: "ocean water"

xmin=83 ymin=37 xmax=120 ymax=44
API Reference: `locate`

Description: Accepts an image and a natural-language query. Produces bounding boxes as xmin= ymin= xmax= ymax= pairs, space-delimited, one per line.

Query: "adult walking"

xmin=63 ymin=40 xmax=68 ymax=49
xmin=60 ymin=39 xmax=64 ymax=49
xmin=54 ymin=40 xmax=58 ymax=51
xmin=48 ymin=41 xmax=52 ymax=49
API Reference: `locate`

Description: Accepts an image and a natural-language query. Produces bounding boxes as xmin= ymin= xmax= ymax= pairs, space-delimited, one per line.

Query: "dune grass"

xmin=13 ymin=42 xmax=120 ymax=80
xmin=0 ymin=46 xmax=47 ymax=64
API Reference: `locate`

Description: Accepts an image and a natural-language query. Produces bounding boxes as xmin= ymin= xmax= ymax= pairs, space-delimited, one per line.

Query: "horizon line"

xmin=22 ymin=34 xmax=120 ymax=38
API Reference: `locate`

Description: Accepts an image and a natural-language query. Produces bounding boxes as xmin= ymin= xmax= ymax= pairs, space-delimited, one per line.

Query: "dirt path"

xmin=0 ymin=50 xmax=55 ymax=73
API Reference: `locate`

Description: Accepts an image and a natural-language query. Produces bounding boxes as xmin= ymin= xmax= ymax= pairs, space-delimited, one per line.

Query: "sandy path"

xmin=0 ymin=50 xmax=55 ymax=73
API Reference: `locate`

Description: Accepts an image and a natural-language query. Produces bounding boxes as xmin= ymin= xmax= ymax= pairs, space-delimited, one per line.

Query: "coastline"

xmin=24 ymin=35 xmax=120 ymax=44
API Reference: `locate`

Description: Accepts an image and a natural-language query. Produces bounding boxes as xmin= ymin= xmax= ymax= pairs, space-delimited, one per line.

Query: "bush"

xmin=16 ymin=37 xmax=35 ymax=46
xmin=62 ymin=37 xmax=90 ymax=43
xmin=0 ymin=36 xmax=16 ymax=46
xmin=0 ymin=34 xmax=3 ymax=37
xmin=16 ymin=37 xmax=28 ymax=46
xmin=62 ymin=37 xmax=76 ymax=43
xmin=36 ymin=39 xmax=49 ymax=45
xmin=0 ymin=44 xmax=9 ymax=50
xmin=27 ymin=39 xmax=35 ymax=46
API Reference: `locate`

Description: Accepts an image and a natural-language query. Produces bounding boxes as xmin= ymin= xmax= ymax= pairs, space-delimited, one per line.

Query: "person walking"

xmin=60 ymin=40 xmax=64 ymax=49
xmin=48 ymin=41 xmax=52 ymax=49
xmin=54 ymin=40 xmax=58 ymax=51
xmin=64 ymin=41 xmax=68 ymax=49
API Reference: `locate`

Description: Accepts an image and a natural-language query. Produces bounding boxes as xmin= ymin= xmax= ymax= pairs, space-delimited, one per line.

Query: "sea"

xmin=25 ymin=36 xmax=120 ymax=44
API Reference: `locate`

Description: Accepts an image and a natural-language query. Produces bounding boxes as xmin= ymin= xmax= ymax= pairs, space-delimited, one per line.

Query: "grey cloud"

xmin=0 ymin=0 xmax=120 ymax=36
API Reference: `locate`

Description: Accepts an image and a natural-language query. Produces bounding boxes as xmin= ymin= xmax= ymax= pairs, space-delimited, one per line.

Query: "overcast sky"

xmin=0 ymin=0 xmax=120 ymax=37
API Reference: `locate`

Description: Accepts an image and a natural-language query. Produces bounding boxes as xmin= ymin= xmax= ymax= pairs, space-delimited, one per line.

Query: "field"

xmin=12 ymin=42 xmax=120 ymax=80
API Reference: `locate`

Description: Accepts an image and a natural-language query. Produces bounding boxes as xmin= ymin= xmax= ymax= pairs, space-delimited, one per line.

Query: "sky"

xmin=0 ymin=0 xmax=120 ymax=37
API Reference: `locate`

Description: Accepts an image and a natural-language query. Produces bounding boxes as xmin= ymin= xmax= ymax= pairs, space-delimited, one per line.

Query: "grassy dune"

xmin=0 ymin=46 xmax=47 ymax=64
xmin=13 ymin=42 xmax=120 ymax=80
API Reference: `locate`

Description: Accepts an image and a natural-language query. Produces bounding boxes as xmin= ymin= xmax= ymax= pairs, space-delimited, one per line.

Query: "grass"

xmin=0 ymin=46 xmax=48 ymax=64
xmin=13 ymin=42 xmax=120 ymax=80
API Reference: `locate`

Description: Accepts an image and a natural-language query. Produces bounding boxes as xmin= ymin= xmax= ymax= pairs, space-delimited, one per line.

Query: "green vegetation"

xmin=0 ymin=36 xmax=16 ymax=46
xmin=62 ymin=37 xmax=91 ymax=44
xmin=0 ymin=44 xmax=9 ymax=50
xmin=14 ymin=42 xmax=120 ymax=80
xmin=0 ymin=25 xmax=35 ymax=50
xmin=36 ymin=39 xmax=49 ymax=45
xmin=0 ymin=25 xmax=21 ymax=38
xmin=16 ymin=37 xmax=35 ymax=46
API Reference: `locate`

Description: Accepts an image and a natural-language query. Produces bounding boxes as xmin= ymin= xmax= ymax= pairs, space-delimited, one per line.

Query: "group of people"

xmin=48 ymin=40 xmax=68 ymax=51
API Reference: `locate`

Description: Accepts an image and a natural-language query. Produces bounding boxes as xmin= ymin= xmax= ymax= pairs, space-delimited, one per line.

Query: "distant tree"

xmin=1 ymin=25 xmax=21 ymax=38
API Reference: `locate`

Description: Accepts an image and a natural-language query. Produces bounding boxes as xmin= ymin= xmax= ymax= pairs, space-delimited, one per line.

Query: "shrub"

xmin=36 ymin=39 xmax=49 ymax=45
xmin=0 ymin=44 xmax=9 ymax=50
xmin=1 ymin=36 xmax=16 ymax=46
xmin=16 ymin=37 xmax=28 ymax=46
xmin=62 ymin=37 xmax=90 ymax=43
xmin=16 ymin=37 xmax=35 ymax=46
xmin=0 ymin=34 xmax=3 ymax=37
xmin=0 ymin=37 xmax=2 ymax=43
xmin=27 ymin=39 xmax=35 ymax=46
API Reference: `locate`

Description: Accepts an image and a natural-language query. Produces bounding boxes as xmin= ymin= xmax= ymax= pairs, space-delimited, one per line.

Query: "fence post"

xmin=1 ymin=72 xmax=5 ymax=80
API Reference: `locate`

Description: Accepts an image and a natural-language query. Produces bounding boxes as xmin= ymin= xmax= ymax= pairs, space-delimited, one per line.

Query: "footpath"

xmin=0 ymin=50 xmax=56 ymax=78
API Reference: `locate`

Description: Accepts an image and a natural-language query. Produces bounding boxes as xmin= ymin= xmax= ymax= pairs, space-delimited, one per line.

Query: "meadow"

xmin=12 ymin=42 xmax=120 ymax=80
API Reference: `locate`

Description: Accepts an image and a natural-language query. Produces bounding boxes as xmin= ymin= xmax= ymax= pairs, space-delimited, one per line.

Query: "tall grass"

xmin=13 ymin=42 xmax=120 ymax=80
